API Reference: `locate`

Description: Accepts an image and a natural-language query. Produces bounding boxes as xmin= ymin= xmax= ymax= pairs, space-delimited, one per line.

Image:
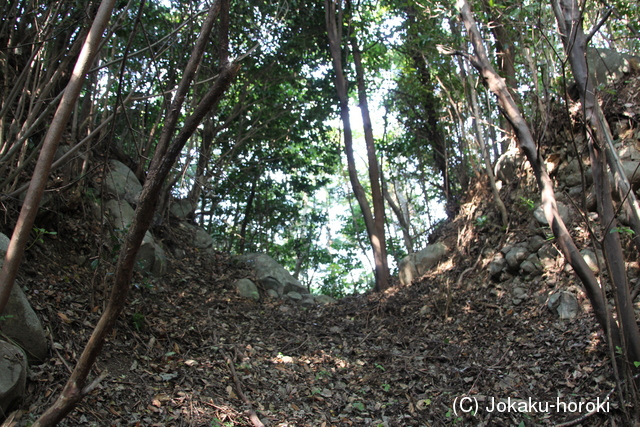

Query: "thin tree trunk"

xmin=325 ymin=0 xmax=388 ymax=291
xmin=33 ymin=1 xmax=241 ymax=424
xmin=350 ymin=36 xmax=390 ymax=290
xmin=465 ymin=66 xmax=508 ymax=227
xmin=551 ymin=0 xmax=640 ymax=369
xmin=0 ymin=0 xmax=117 ymax=316
xmin=455 ymin=0 xmax=622 ymax=355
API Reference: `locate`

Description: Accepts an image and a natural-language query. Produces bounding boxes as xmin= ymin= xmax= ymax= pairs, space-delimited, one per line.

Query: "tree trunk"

xmin=350 ymin=36 xmax=391 ymax=291
xmin=455 ymin=0 xmax=622 ymax=356
xmin=325 ymin=0 xmax=389 ymax=291
xmin=0 ymin=0 xmax=117 ymax=316
xmin=33 ymin=1 xmax=241 ymax=424
xmin=551 ymin=0 xmax=640 ymax=369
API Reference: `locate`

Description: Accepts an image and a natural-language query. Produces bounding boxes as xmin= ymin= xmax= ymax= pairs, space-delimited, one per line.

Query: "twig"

xmin=223 ymin=350 xmax=265 ymax=427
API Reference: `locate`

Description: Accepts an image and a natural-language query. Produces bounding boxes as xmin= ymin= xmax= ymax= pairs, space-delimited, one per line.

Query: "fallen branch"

xmin=224 ymin=350 xmax=265 ymax=427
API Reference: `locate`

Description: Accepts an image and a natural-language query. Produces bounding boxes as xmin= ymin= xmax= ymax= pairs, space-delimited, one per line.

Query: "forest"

xmin=1 ymin=0 xmax=640 ymax=425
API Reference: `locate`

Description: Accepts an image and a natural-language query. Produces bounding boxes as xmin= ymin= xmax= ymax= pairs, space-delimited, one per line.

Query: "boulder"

xmin=0 ymin=232 xmax=10 ymax=261
xmin=587 ymin=48 xmax=640 ymax=87
xmin=178 ymin=222 xmax=215 ymax=250
xmin=314 ymin=295 xmax=337 ymax=305
xmin=0 ymin=340 xmax=27 ymax=415
xmin=533 ymin=202 xmax=572 ymax=226
xmin=2 ymin=285 xmax=48 ymax=364
xmin=238 ymin=253 xmax=307 ymax=296
xmin=169 ymin=198 xmax=197 ymax=219
xmin=527 ymin=235 xmax=546 ymax=253
xmin=104 ymin=200 xmax=165 ymax=276
xmin=548 ymin=291 xmax=580 ymax=320
xmin=495 ymin=149 xmax=524 ymax=183
xmin=580 ymin=249 xmax=600 ymax=274
xmin=234 ymin=279 xmax=260 ymax=301
xmin=103 ymin=160 xmax=142 ymax=205
xmin=414 ymin=242 xmax=449 ymax=275
xmin=105 ymin=198 xmax=135 ymax=230
xmin=398 ymin=254 xmax=419 ymax=286
xmin=136 ymin=233 xmax=167 ymax=277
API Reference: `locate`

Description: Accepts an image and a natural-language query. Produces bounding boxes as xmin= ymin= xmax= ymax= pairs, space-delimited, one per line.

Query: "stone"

xmin=548 ymin=291 xmax=580 ymax=320
xmin=398 ymin=254 xmax=419 ymax=286
xmin=512 ymin=287 xmax=527 ymax=305
xmin=414 ymin=242 xmax=449 ymax=275
xmin=538 ymin=244 xmax=560 ymax=270
xmin=587 ymin=48 xmax=640 ymax=87
xmin=169 ymin=198 xmax=197 ymax=219
xmin=136 ymin=233 xmax=167 ymax=277
xmin=234 ymin=279 xmax=260 ymax=301
xmin=494 ymin=149 xmax=524 ymax=183
xmin=287 ymin=291 xmax=303 ymax=301
xmin=580 ymin=249 xmax=600 ymax=274
xmin=0 ymin=233 xmax=10 ymax=266
xmin=505 ymin=246 xmax=529 ymax=270
xmin=314 ymin=295 xmax=337 ymax=305
xmin=533 ymin=202 xmax=572 ymax=226
xmin=103 ymin=160 xmax=142 ymax=205
xmin=0 ymin=340 xmax=27 ymax=415
xmin=178 ymin=222 xmax=215 ymax=249
xmin=238 ymin=253 xmax=308 ymax=296
xmin=527 ymin=235 xmax=546 ymax=253
xmin=266 ymin=289 xmax=280 ymax=298
xmin=2 ymin=285 xmax=48 ymax=364
xmin=621 ymin=161 xmax=640 ymax=187
xmin=488 ymin=253 xmax=506 ymax=278
xmin=105 ymin=199 xmax=135 ymax=230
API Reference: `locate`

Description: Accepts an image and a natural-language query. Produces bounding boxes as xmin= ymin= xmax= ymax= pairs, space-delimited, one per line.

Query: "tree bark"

xmin=455 ymin=0 xmax=622 ymax=353
xmin=551 ymin=0 xmax=640 ymax=368
xmin=325 ymin=0 xmax=389 ymax=291
xmin=350 ymin=36 xmax=391 ymax=290
xmin=33 ymin=1 xmax=241 ymax=424
xmin=0 ymin=0 xmax=117 ymax=316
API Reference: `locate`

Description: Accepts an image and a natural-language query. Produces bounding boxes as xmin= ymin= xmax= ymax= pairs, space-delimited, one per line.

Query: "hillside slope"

xmin=8 ymin=71 xmax=640 ymax=427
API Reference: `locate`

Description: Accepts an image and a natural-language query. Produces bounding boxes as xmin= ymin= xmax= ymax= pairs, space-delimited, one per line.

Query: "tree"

xmin=325 ymin=0 xmax=391 ymax=291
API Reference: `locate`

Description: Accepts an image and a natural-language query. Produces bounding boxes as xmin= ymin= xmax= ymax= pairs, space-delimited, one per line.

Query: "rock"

xmin=169 ymin=198 xmax=197 ymax=219
xmin=314 ymin=295 xmax=337 ymax=305
xmin=238 ymin=253 xmax=308 ymax=296
xmin=0 ymin=233 xmax=10 ymax=265
xmin=587 ymin=48 xmax=640 ymax=87
xmin=178 ymin=222 xmax=215 ymax=250
xmin=301 ymin=296 xmax=316 ymax=306
xmin=505 ymin=246 xmax=529 ymax=270
xmin=495 ymin=149 xmax=524 ymax=182
xmin=105 ymin=199 xmax=135 ymax=230
xmin=2 ymin=285 xmax=47 ymax=364
xmin=512 ymin=287 xmax=527 ymax=305
xmin=266 ymin=289 xmax=280 ymax=299
xmin=580 ymin=249 xmax=600 ymax=274
xmin=398 ymin=254 xmax=419 ymax=286
xmin=527 ymin=235 xmax=546 ymax=253
xmin=414 ymin=242 xmax=449 ymax=275
xmin=533 ymin=202 xmax=572 ymax=226
xmin=0 ymin=340 xmax=27 ymax=415
xmin=136 ymin=233 xmax=167 ymax=277
xmin=548 ymin=291 xmax=580 ymax=320
xmin=488 ymin=253 xmax=506 ymax=278
xmin=520 ymin=260 xmax=538 ymax=275
xmin=287 ymin=291 xmax=302 ymax=301
xmin=621 ymin=161 xmax=640 ymax=188
xmin=234 ymin=279 xmax=260 ymax=301
xmin=103 ymin=160 xmax=142 ymax=205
